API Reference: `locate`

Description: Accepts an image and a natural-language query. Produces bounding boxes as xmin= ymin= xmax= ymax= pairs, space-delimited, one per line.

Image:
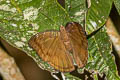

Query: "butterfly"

xmin=28 ymin=22 xmax=88 ymax=72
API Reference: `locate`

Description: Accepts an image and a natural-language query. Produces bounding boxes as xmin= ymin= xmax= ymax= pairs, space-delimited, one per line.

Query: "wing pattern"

xmin=29 ymin=31 xmax=75 ymax=72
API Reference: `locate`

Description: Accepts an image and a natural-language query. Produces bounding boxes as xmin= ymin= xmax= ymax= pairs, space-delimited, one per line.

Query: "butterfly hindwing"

xmin=65 ymin=22 xmax=88 ymax=68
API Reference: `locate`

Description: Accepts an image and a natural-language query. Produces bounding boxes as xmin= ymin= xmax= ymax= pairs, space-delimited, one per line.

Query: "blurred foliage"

xmin=114 ymin=0 xmax=120 ymax=15
xmin=0 ymin=0 xmax=120 ymax=79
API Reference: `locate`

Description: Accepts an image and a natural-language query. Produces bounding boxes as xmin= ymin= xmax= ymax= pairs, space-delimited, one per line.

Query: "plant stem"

xmin=106 ymin=17 xmax=120 ymax=58
xmin=0 ymin=46 xmax=25 ymax=80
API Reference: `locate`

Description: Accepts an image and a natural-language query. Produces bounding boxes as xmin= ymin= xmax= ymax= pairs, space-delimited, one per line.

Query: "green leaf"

xmin=65 ymin=0 xmax=87 ymax=24
xmin=93 ymin=74 xmax=98 ymax=80
xmin=86 ymin=0 xmax=113 ymax=34
xmin=78 ymin=26 xmax=120 ymax=80
xmin=77 ymin=0 xmax=120 ymax=79
xmin=63 ymin=73 xmax=81 ymax=80
xmin=0 ymin=0 xmax=86 ymax=79
xmin=114 ymin=0 xmax=120 ymax=15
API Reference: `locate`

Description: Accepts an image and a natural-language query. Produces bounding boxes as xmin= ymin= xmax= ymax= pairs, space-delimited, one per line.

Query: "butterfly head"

xmin=60 ymin=25 xmax=65 ymax=31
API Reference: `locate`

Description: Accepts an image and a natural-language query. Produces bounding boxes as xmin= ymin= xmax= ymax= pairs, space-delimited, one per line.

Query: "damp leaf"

xmin=63 ymin=73 xmax=82 ymax=80
xmin=80 ymin=26 xmax=120 ymax=80
xmin=0 ymin=0 xmax=86 ymax=79
xmin=86 ymin=0 xmax=113 ymax=34
xmin=78 ymin=0 xmax=120 ymax=79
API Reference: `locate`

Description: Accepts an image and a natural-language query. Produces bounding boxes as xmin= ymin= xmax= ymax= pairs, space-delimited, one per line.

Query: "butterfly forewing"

xmin=65 ymin=22 xmax=88 ymax=68
xmin=29 ymin=31 xmax=75 ymax=72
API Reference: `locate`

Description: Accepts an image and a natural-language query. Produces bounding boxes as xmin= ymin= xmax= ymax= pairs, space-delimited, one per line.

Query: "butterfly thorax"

xmin=60 ymin=26 xmax=72 ymax=52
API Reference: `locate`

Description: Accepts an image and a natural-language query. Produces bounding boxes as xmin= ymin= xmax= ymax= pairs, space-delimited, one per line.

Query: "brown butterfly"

xmin=28 ymin=22 xmax=88 ymax=72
